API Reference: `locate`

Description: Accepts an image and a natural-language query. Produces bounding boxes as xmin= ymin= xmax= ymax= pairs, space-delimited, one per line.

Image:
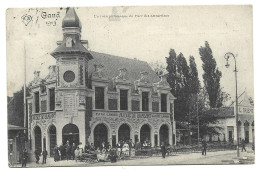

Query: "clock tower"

xmin=50 ymin=8 xmax=93 ymax=146
xmin=51 ymin=7 xmax=93 ymax=88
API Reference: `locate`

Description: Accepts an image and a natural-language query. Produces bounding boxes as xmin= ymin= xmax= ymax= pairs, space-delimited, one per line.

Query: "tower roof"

xmin=62 ymin=7 xmax=82 ymax=29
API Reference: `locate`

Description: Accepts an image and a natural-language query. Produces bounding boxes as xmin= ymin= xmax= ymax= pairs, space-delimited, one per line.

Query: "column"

xmin=167 ymin=94 xmax=170 ymax=113
xmin=104 ymin=86 xmax=108 ymax=110
xmin=56 ymin=124 xmax=63 ymax=146
xmin=92 ymin=88 xmax=95 ymax=109
xmin=240 ymin=125 xmax=245 ymax=141
xmin=158 ymin=91 xmax=161 ymax=112
xmin=47 ymin=88 xmax=50 ymax=112
xmin=174 ymin=121 xmax=177 ymax=145
xmin=149 ymin=92 xmax=152 ymax=112
xmin=116 ymin=87 xmax=120 ymax=110
xmin=169 ymin=125 xmax=173 ymax=145
xmin=128 ymin=89 xmax=131 ymax=111
xmin=151 ymin=130 xmax=154 ymax=147
xmin=249 ymin=125 xmax=253 ymax=143
xmin=46 ymin=134 xmax=50 ymax=157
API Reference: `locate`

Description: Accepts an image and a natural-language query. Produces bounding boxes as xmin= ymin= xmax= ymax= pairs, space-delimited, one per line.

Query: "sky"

xmin=6 ymin=6 xmax=253 ymax=102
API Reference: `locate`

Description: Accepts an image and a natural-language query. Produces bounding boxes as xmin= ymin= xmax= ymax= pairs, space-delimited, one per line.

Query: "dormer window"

xmin=66 ymin=37 xmax=73 ymax=47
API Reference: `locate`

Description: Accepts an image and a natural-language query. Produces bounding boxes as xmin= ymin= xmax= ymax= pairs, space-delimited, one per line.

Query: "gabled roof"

xmin=88 ymin=51 xmax=160 ymax=84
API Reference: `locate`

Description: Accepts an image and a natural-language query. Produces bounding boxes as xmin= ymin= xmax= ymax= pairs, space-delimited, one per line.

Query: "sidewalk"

xmin=10 ymin=148 xmax=254 ymax=167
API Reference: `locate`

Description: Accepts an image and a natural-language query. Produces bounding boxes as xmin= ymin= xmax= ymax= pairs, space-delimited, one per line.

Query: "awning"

xmin=8 ymin=124 xmax=27 ymax=131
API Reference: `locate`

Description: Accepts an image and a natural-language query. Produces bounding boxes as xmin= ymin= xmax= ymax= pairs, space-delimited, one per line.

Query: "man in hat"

xmin=65 ymin=140 xmax=71 ymax=160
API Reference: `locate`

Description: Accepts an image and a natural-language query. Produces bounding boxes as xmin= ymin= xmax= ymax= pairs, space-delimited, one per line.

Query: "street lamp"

xmin=224 ymin=52 xmax=239 ymax=158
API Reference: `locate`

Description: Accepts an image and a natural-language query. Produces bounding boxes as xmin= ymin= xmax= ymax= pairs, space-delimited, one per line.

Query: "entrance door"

xmin=94 ymin=124 xmax=108 ymax=148
xmin=229 ymin=131 xmax=233 ymax=143
xmin=245 ymin=131 xmax=249 ymax=143
xmin=62 ymin=124 xmax=79 ymax=146
xmin=140 ymin=124 xmax=151 ymax=145
xmin=118 ymin=124 xmax=130 ymax=142
xmin=34 ymin=126 xmax=42 ymax=151
xmin=160 ymin=124 xmax=169 ymax=145
xmin=49 ymin=125 xmax=56 ymax=156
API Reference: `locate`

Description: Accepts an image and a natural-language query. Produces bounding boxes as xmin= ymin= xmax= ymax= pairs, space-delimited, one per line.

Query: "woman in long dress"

xmin=53 ymin=145 xmax=60 ymax=162
xmin=122 ymin=142 xmax=129 ymax=157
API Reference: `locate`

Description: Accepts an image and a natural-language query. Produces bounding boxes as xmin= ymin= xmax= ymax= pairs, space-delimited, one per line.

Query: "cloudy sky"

xmin=6 ymin=6 xmax=253 ymax=102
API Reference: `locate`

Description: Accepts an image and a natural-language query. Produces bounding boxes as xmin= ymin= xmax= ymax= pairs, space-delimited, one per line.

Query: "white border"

xmin=1 ymin=0 xmax=259 ymax=172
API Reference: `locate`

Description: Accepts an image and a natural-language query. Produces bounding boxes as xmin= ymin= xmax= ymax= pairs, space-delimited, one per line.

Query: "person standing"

xmin=65 ymin=140 xmax=71 ymax=160
xmin=53 ymin=145 xmax=60 ymax=162
xmin=202 ymin=139 xmax=207 ymax=156
xmin=59 ymin=144 xmax=65 ymax=160
xmin=161 ymin=142 xmax=167 ymax=158
xmin=34 ymin=149 xmax=41 ymax=164
xmin=71 ymin=143 xmax=77 ymax=160
xmin=74 ymin=147 xmax=80 ymax=162
xmin=21 ymin=149 xmax=28 ymax=167
xmin=42 ymin=148 xmax=48 ymax=164
xmin=241 ymin=139 xmax=247 ymax=152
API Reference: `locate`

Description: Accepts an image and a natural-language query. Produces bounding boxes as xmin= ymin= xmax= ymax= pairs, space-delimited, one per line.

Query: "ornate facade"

xmin=27 ymin=8 xmax=176 ymax=156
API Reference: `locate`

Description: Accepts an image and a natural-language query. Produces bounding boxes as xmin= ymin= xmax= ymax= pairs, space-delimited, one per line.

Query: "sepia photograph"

xmin=6 ymin=5 xmax=254 ymax=167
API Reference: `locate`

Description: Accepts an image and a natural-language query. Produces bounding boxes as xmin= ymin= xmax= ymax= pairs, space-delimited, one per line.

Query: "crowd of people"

xmin=19 ymin=137 xmax=253 ymax=167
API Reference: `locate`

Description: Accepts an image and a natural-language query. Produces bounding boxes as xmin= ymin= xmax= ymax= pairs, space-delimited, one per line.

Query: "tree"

xmin=188 ymin=56 xmax=200 ymax=94
xmin=199 ymin=41 xmax=222 ymax=108
xmin=7 ymin=86 xmax=29 ymax=127
xmin=165 ymin=49 xmax=177 ymax=96
xmin=173 ymin=53 xmax=191 ymax=122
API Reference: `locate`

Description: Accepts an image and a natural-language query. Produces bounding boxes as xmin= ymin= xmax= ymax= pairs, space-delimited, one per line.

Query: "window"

xmin=95 ymin=87 xmax=104 ymax=109
xmin=120 ymin=90 xmax=128 ymax=110
xmin=35 ymin=92 xmax=40 ymax=113
xmin=161 ymin=94 xmax=167 ymax=112
xmin=142 ymin=92 xmax=149 ymax=111
xmin=49 ymin=88 xmax=55 ymax=111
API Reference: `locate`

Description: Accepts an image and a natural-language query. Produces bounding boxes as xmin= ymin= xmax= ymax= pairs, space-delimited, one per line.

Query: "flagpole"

xmin=23 ymin=42 xmax=27 ymax=133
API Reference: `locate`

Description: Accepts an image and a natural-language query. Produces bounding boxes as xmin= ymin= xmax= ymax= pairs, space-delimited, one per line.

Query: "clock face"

xmin=63 ymin=70 xmax=75 ymax=83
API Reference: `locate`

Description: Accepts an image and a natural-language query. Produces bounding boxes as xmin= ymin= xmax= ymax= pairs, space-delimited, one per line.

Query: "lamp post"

xmin=224 ymin=52 xmax=239 ymax=158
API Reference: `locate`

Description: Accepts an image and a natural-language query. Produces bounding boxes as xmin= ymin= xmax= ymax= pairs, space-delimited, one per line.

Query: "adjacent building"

xmin=208 ymin=91 xmax=254 ymax=144
xmin=26 ymin=8 xmax=176 ymax=156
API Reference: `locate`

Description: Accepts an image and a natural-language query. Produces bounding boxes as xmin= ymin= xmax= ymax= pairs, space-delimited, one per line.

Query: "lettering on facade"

xmin=32 ymin=113 xmax=56 ymax=121
xmin=93 ymin=111 xmax=170 ymax=119
xmin=238 ymin=106 xmax=254 ymax=115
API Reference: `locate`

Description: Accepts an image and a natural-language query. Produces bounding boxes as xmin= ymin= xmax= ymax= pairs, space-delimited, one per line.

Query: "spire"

xmin=51 ymin=7 xmax=93 ymax=60
xmin=62 ymin=7 xmax=82 ymax=29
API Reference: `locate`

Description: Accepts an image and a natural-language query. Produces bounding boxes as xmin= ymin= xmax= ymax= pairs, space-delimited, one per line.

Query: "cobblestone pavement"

xmin=11 ymin=149 xmax=254 ymax=168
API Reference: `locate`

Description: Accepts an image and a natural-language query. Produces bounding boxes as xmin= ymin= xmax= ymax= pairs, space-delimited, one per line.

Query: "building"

xmin=8 ymin=124 xmax=27 ymax=165
xmin=26 ymin=8 xmax=176 ymax=156
xmin=207 ymin=91 xmax=254 ymax=144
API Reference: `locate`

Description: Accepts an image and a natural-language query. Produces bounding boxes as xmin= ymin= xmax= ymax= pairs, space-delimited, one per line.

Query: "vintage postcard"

xmin=6 ymin=6 xmax=254 ymax=167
